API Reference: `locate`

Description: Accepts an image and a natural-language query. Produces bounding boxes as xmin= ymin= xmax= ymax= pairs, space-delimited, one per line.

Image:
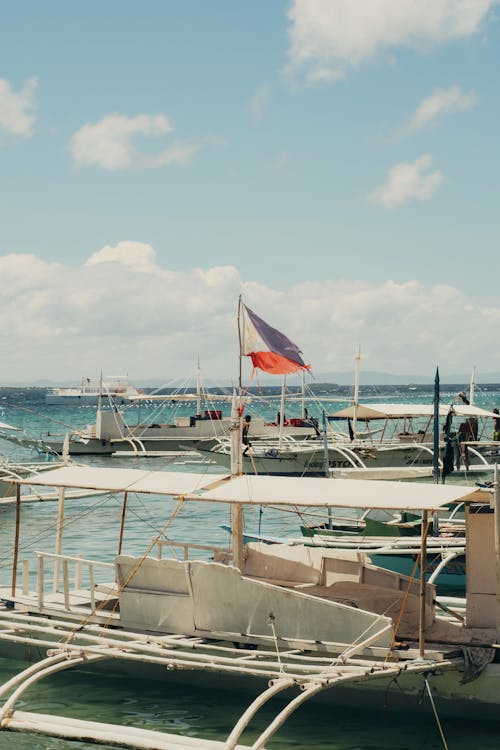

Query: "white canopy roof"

xmin=329 ymin=403 xmax=500 ymax=420
xmin=197 ymin=474 xmax=482 ymax=510
xmin=15 ymin=466 xmax=483 ymax=511
xmin=16 ymin=466 xmax=227 ymax=495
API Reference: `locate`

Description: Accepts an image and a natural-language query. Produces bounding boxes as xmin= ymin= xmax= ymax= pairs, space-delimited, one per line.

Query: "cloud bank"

xmin=287 ymin=0 xmax=497 ymax=81
xmin=0 ymin=242 xmax=498 ymax=383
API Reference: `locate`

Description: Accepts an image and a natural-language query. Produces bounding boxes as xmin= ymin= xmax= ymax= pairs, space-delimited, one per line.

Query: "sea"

xmin=0 ymin=383 xmax=499 ymax=750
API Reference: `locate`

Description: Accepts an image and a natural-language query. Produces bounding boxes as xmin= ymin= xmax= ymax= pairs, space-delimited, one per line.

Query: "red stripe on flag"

xmin=250 ymin=352 xmax=310 ymax=375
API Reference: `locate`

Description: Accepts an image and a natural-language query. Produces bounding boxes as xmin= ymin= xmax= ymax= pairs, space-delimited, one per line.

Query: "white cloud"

xmin=408 ymin=85 xmax=476 ymax=131
xmin=368 ymin=154 xmax=443 ymax=208
xmin=85 ymin=241 xmax=158 ymax=272
xmin=250 ymin=85 xmax=270 ymax=122
xmin=141 ymin=141 xmax=200 ymax=168
xmin=287 ymin=0 xmax=497 ymax=80
xmin=0 ymin=247 xmax=499 ymax=382
xmin=69 ymin=113 xmax=201 ymax=171
xmin=306 ymin=67 xmax=345 ymax=85
xmin=0 ymin=78 xmax=38 ymax=138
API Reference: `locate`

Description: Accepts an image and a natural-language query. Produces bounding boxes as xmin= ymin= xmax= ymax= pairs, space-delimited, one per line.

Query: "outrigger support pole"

xmin=11 ymin=484 xmax=21 ymax=598
xmin=118 ymin=492 xmax=128 ymax=555
xmin=419 ymin=509 xmax=429 ymax=659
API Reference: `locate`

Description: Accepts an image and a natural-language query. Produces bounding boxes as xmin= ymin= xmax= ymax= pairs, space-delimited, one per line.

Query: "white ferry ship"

xmin=45 ymin=375 xmax=142 ymax=405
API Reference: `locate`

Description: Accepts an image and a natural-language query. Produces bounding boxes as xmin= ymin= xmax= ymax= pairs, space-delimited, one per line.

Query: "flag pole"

xmin=195 ymin=356 xmax=201 ymax=418
xmin=469 ymin=364 xmax=476 ymax=406
xmin=231 ymin=297 xmax=244 ymax=571
xmin=353 ymin=346 xmax=361 ymax=440
xmin=278 ymin=375 xmax=286 ymax=450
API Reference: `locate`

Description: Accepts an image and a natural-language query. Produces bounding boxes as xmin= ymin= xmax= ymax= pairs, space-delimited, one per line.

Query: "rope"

xmin=424 ymin=677 xmax=449 ymax=750
xmin=268 ymin=613 xmax=284 ymax=675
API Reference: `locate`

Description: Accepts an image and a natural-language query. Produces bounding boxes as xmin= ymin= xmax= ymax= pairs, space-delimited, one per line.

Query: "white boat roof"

xmin=329 ymin=403 xmax=500 ymax=420
xmin=15 ymin=466 xmax=484 ymax=511
xmin=16 ymin=466 xmax=227 ymax=495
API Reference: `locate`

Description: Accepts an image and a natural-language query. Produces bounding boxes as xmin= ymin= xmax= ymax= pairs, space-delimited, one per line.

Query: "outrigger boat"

xmin=6 ymin=366 xmax=318 ymax=458
xmin=0 ymin=443 xmax=500 ymax=747
xmin=200 ymin=400 xmax=500 ymax=477
xmin=327 ymin=401 xmax=500 ymax=470
xmin=2 ymin=305 xmax=500 ymax=746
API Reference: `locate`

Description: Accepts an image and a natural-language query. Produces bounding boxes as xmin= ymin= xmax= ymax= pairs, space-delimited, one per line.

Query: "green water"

xmin=0 ymin=658 xmax=498 ymax=749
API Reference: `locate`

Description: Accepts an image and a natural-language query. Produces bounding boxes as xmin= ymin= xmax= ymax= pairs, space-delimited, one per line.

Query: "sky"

xmin=1 ymin=0 xmax=499 ymax=386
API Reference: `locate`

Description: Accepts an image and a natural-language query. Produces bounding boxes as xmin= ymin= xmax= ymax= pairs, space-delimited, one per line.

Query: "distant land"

xmin=5 ymin=370 xmax=500 ymax=388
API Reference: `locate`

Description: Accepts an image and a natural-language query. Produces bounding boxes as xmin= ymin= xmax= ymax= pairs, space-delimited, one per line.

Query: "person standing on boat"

xmin=493 ymin=408 xmax=500 ymax=441
xmin=242 ymin=414 xmax=252 ymax=455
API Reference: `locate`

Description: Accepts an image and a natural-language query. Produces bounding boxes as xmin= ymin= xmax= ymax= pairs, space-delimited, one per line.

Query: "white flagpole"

xmin=195 ymin=357 xmax=201 ymax=418
xmin=353 ymin=346 xmax=361 ymax=440
xmin=469 ymin=364 xmax=476 ymax=405
xmin=279 ymin=375 xmax=286 ymax=449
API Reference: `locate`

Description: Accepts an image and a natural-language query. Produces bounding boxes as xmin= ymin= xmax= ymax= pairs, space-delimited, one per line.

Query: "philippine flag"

xmin=241 ymin=304 xmax=310 ymax=375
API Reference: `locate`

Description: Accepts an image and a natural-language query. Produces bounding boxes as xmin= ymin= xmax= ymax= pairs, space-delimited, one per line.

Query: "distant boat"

xmin=45 ymin=375 xmax=142 ymax=405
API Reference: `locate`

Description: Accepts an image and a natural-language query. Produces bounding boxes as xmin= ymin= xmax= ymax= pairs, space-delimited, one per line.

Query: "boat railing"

xmin=154 ymin=539 xmax=233 ymax=564
xmin=19 ymin=552 xmax=115 ymax=614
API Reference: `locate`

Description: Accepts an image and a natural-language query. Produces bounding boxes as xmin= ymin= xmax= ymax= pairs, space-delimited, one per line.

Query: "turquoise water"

xmin=0 ymin=385 xmax=499 ymax=748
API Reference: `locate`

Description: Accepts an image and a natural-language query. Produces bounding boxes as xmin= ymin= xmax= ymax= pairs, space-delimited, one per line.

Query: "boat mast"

xmin=278 ymin=375 xmax=286 ymax=449
xmin=353 ymin=346 xmax=361 ymax=439
xmin=97 ymin=371 xmax=103 ymax=414
xmin=469 ymin=364 xmax=476 ymax=406
xmin=230 ymin=297 xmax=244 ymax=571
xmin=301 ymin=370 xmax=306 ymax=419
xmin=195 ymin=357 xmax=202 ymax=418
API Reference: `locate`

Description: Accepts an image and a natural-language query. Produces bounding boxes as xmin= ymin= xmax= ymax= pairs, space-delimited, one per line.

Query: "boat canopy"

xmin=15 ymin=466 xmax=227 ymax=495
xmin=328 ymin=403 xmax=500 ymax=421
xmin=14 ymin=466 xmax=484 ymax=512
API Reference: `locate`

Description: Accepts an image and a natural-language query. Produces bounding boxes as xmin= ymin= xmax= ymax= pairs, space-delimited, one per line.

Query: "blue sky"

xmin=0 ymin=1 xmax=499 ymax=384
